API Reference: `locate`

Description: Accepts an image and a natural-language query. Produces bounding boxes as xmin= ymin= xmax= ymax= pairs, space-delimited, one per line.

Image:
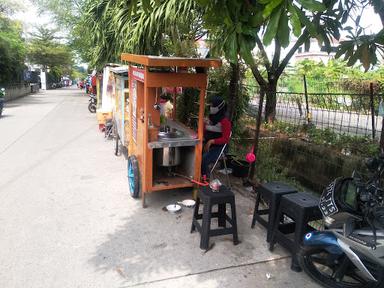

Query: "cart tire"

xmin=115 ymin=134 xmax=120 ymax=156
xmin=127 ymin=155 xmax=140 ymax=198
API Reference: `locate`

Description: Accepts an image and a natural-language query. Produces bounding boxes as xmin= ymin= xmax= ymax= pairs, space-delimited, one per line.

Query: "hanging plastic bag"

xmin=379 ymin=99 xmax=384 ymax=117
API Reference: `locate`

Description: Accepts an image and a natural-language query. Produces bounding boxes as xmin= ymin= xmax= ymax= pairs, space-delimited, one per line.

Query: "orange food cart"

xmin=121 ymin=54 xmax=221 ymax=207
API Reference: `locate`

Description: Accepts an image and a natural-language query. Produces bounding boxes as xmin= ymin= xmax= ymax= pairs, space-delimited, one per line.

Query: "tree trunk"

xmin=227 ymin=61 xmax=240 ymax=121
xmin=264 ymin=82 xmax=277 ymax=123
xmin=249 ymin=87 xmax=265 ymax=179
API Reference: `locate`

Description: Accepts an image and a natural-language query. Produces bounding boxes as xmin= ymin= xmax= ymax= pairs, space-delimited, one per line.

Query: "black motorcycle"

xmin=299 ymin=156 xmax=384 ymax=288
xmin=88 ymin=93 xmax=97 ymax=113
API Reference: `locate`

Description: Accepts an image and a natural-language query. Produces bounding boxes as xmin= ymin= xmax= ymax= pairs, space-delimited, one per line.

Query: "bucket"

xmin=231 ymin=159 xmax=250 ymax=178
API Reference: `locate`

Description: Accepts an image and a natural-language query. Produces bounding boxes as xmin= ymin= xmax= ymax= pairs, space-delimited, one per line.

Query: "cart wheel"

xmin=127 ymin=155 xmax=140 ymax=198
xmin=115 ymin=134 xmax=120 ymax=156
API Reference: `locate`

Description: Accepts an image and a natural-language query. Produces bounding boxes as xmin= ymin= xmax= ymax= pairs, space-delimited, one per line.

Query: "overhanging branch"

xmin=255 ymin=34 xmax=271 ymax=71
xmin=271 ymin=39 xmax=281 ymax=72
xmin=276 ymin=30 xmax=309 ymax=78
xmin=250 ymin=65 xmax=267 ymax=87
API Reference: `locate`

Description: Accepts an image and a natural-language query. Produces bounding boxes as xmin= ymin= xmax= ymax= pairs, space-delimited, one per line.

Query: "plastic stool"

xmin=191 ymin=185 xmax=239 ymax=250
xmin=269 ymin=192 xmax=322 ymax=271
xmin=251 ymin=182 xmax=297 ymax=242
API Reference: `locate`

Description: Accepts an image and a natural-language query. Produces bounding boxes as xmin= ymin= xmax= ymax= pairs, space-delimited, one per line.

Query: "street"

xmin=0 ymin=88 xmax=320 ymax=288
xmin=248 ymin=96 xmax=382 ymax=138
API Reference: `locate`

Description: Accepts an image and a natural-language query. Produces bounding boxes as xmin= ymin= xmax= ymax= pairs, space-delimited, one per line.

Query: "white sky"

xmin=12 ymin=0 xmax=55 ymax=36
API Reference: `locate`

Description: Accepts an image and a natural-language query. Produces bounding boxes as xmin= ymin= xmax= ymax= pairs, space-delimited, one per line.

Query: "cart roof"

xmin=110 ymin=65 xmax=128 ymax=75
xmin=121 ymin=54 xmax=221 ymax=68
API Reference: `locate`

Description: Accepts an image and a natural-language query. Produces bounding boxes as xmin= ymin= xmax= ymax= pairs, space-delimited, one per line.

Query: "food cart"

xmin=108 ymin=66 xmax=129 ymax=154
xmin=121 ymin=54 xmax=221 ymax=207
xmin=96 ymin=64 xmax=121 ymax=130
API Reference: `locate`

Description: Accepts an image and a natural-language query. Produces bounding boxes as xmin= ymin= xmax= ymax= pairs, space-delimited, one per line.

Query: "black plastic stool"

xmin=191 ymin=185 xmax=239 ymax=250
xmin=269 ymin=192 xmax=322 ymax=271
xmin=251 ymin=182 xmax=297 ymax=242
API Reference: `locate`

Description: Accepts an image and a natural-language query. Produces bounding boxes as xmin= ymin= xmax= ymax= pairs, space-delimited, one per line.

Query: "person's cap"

xmin=209 ymin=96 xmax=225 ymax=114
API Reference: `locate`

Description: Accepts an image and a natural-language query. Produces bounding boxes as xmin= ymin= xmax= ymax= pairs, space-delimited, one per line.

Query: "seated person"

xmin=201 ymin=96 xmax=231 ymax=177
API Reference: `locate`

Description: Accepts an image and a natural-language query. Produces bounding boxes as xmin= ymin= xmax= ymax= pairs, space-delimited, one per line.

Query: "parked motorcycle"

xmin=299 ymin=156 xmax=384 ymax=288
xmin=88 ymin=93 xmax=97 ymax=113
xmin=0 ymin=88 xmax=5 ymax=117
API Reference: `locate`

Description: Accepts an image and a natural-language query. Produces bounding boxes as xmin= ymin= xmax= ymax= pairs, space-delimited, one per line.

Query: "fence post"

xmin=249 ymin=87 xmax=265 ymax=180
xmin=303 ymin=75 xmax=310 ymax=124
xmin=381 ymin=116 xmax=384 ymax=153
xmin=369 ymin=82 xmax=375 ymax=140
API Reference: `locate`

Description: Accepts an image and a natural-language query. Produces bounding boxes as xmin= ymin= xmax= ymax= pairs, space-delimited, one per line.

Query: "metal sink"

xmin=158 ymin=126 xmax=184 ymax=140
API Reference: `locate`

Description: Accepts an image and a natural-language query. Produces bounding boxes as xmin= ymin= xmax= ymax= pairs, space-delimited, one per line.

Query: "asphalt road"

xmin=0 ymin=87 xmax=321 ymax=288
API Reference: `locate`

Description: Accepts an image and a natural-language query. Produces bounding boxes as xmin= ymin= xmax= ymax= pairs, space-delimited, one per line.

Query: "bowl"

xmin=166 ymin=204 xmax=182 ymax=213
xmin=178 ymin=199 xmax=196 ymax=207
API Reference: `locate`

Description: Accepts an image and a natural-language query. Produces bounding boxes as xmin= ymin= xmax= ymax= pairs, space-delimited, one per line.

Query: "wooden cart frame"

xmin=121 ymin=54 xmax=221 ymax=207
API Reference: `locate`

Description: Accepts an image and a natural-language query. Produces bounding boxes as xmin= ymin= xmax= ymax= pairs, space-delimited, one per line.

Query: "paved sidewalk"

xmin=0 ymin=88 xmax=320 ymax=287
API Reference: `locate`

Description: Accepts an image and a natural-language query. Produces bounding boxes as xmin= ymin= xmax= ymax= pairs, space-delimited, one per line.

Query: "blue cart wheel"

xmin=127 ymin=155 xmax=140 ymax=198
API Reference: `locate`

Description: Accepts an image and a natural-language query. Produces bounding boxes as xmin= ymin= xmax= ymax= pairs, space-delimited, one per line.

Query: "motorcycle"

xmin=299 ymin=156 xmax=384 ymax=288
xmin=88 ymin=93 xmax=97 ymax=113
xmin=0 ymin=88 xmax=5 ymax=117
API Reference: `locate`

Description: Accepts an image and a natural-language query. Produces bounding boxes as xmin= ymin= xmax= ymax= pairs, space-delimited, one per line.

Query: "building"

xmin=292 ymin=38 xmax=339 ymax=64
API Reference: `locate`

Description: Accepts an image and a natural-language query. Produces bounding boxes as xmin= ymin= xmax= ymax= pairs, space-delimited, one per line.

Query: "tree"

xmin=0 ymin=0 xmax=24 ymax=16
xmin=31 ymin=0 xmax=94 ymax=65
xmin=199 ymin=0 xmax=348 ymax=123
xmin=40 ymin=0 xmax=383 ymax=119
xmin=27 ymin=26 xmax=74 ymax=78
xmin=0 ymin=14 xmax=26 ymax=84
xmin=78 ymin=0 xmax=204 ymax=67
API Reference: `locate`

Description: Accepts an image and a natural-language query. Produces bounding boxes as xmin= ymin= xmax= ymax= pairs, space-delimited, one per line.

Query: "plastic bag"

xmin=379 ymin=100 xmax=384 ymax=117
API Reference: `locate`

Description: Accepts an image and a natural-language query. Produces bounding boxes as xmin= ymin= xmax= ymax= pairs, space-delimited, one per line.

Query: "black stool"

xmin=251 ymin=182 xmax=297 ymax=242
xmin=269 ymin=192 xmax=322 ymax=271
xmin=191 ymin=185 xmax=239 ymax=250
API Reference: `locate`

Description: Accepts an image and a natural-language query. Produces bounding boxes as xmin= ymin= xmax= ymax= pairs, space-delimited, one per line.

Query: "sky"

xmin=12 ymin=0 xmax=54 ymax=35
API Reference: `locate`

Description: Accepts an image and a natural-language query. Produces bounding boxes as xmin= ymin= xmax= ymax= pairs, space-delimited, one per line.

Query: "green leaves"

xmin=260 ymin=0 xmax=328 ymax=47
xmin=277 ymin=12 xmax=290 ymax=47
xmin=239 ymin=34 xmax=256 ymax=65
xmin=0 ymin=14 xmax=26 ymax=83
xmin=288 ymin=3 xmax=301 ymax=37
xmin=294 ymin=6 xmax=317 ymax=36
xmin=224 ymin=31 xmax=238 ymax=63
xmin=297 ymin=0 xmax=326 ymax=12
xmin=336 ymin=34 xmax=383 ymax=72
xmin=262 ymin=0 xmax=283 ymax=18
xmin=262 ymin=6 xmax=281 ymax=46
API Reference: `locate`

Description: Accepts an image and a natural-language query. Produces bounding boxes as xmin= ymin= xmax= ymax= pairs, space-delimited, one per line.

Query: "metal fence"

xmin=244 ymin=79 xmax=384 ymax=139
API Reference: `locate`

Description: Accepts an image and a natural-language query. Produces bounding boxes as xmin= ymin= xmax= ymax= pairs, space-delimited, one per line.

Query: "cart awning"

xmin=121 ymin=54 xmax=221 ymax=68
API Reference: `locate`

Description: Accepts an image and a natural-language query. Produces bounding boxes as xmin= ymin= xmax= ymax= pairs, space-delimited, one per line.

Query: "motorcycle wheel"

xmin=298 ymin=247 xmax=382 ymax=288
xmin=88 ymin=103 xmax=96 ymax=113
